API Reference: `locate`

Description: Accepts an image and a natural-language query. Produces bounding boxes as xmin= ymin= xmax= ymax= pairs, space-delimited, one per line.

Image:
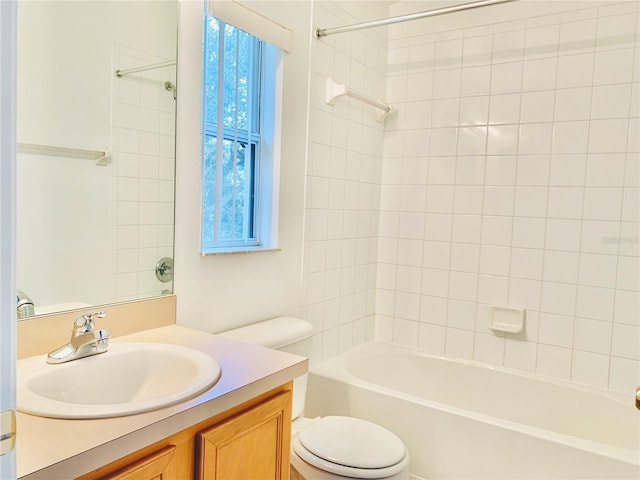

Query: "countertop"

xmin=17 ymin=324 xmax=308 ymax=479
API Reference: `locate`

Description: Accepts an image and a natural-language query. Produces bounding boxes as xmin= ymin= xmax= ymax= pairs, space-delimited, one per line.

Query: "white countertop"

xmin=17 ymin=325 xmax=308 ymax=479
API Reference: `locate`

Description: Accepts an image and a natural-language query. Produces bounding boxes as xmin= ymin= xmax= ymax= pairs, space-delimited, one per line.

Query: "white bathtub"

xmin=304 ymin=342 xmax=640 ymax=479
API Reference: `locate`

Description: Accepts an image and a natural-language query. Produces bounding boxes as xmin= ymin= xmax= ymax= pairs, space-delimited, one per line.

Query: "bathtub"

xmin=304 ymin=342 xmax=639 ymax=479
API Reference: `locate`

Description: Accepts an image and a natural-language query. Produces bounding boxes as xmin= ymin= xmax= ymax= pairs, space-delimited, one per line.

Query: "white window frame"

xmin=200 ymin=13 xmax=282 ymax=255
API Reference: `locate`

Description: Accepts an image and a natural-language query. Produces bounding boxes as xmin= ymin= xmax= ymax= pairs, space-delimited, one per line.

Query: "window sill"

xmin=201 ymin=246 xmax=281 ymax=256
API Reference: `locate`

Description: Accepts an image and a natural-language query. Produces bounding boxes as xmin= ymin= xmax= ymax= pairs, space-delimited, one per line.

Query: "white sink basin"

xmin=17 ymin=342 xmax=221 ymax=419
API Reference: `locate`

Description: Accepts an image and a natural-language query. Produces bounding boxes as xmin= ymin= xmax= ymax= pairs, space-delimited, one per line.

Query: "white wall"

xmin=174 ymin=0 xmax=311 ymax=332
xmin=379 ymin=0 xmax=639 ymax=392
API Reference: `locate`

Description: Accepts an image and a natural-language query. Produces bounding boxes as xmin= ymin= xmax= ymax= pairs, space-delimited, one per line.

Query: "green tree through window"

xmin=202 ymin=16 xmax=263 ymax=250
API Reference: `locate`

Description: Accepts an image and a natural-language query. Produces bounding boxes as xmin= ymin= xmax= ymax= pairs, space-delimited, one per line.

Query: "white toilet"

xmin=221 ymin=317 xmax=410 ymax=480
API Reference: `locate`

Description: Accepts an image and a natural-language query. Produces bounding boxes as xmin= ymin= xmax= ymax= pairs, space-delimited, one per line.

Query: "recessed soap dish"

xmin=490 ymin=306 xmax=525 ymax=333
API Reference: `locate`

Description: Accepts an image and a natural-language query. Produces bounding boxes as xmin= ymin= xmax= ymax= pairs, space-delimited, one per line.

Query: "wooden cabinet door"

xmin=101 ymin=445 xmax=177 ymax=480
xmin=197 ymin=391 xmax=292 ymax=480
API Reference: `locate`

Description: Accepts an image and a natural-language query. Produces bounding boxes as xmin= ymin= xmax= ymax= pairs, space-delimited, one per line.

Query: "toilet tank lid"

xmin=219 ymin=316 xmax=313 ymax=349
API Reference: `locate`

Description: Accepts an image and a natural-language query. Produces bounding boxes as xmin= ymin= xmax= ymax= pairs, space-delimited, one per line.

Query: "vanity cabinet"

xmin=197 ymin=390 xmax=291 ymax=479
xmin=78 ymin=383 xmax=292 ymax=480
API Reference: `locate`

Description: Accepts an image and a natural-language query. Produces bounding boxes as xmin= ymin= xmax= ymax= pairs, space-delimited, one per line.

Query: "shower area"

xmin=301 ymin=0 xmax=638 ymax=396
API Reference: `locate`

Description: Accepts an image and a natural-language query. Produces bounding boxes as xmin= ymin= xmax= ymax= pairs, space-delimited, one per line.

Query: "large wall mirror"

xmin=16 ymin=1 xmax=178 ymax=317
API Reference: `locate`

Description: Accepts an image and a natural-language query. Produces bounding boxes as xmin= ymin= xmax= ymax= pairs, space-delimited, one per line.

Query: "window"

xmin=201 ymin=15 xmax=280 ymax=253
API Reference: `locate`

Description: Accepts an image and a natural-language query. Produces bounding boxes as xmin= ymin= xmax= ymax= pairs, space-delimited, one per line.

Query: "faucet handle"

xmin=73 ymin=311 xmax=106 ymax=336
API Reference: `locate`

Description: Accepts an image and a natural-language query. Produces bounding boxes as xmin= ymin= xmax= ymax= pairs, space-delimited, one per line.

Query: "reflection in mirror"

xmin=16 ymin=1 xmax=178 ymax=318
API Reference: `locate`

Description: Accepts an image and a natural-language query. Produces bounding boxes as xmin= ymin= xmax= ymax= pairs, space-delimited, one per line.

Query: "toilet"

xmin=220 ymin=317 xmax=410 ymax=480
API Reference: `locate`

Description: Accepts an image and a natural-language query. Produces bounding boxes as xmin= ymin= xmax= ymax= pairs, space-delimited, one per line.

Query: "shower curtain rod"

xmin=115 ymin=60 xmax=176 ymax=78
xmin=315 ymin=0 xmax=516 ymax=38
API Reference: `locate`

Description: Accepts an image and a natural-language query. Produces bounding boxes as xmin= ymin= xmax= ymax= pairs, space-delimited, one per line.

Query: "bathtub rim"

xmin=308 ymin=341 xmax=640 ymax=467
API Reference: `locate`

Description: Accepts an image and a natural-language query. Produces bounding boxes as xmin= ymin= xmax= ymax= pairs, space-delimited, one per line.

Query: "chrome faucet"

xmin=16 ymin=290 xmax=35 ymax=319
xmin=47 ymin=311 xmax=112 ymax=364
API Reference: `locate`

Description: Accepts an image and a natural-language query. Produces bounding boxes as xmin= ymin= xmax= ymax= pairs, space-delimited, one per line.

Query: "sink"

xmin=17 ymin=342 xmax=221 ymax=419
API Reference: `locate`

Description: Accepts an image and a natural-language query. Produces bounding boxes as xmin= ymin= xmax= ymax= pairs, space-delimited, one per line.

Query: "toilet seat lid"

xmin=298 ymin=416 xmax=406 ymax=469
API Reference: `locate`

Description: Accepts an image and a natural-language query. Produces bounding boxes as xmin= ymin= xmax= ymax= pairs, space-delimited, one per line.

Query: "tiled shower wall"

xmin=300 ymin=2 xmax=388 ymax=364
xmin=110 ymin=45 xmax=176 ymax=304
xmin=378 ymin=1 xmax=639 ymax=392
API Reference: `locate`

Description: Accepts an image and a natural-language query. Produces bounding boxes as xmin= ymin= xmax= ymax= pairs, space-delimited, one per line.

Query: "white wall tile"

xmin=459 ymin=96 xmax=489 ymax=126
xmin=549 ymin=154 xmax=586 ymax=186
xmin=611 ymin=323 xmax=640 ymax=360
xmin=420 ymin=295 xmax=447 ymax=325
xmin=448 ymin=271 xmax=478 ymax=301
xmin=556 ymin=53 xmax=595 ymax=88
xmin=395 ymin=292 xmax=421 ymax=321
xmin=543 ymin=251 xmax=579 ymax=284
xmin=447 ymin=299 xmax=477 ymax=330
xmin=525 ymin=24 xmax=559 ymax=58
xmin=474 ymin=333 xmax=505 ymax=365
xmin=614 ymin=289 xmax=640 ymax=326
xmin=516 ymin=155 xmax=550 ymax=186
xmin=573 ymin=317 xmax=612 ymax=354
xmin=460 ymin=65 xmax=491 ymax=96
xmin=481 ymin=216 xmax=513 ymax=246
xmin=617 ymin=255 xmax=640 ymax=291
xmin=578 ymin=253 xmax=619 ymax=288
xmin=430 ymin=128 xmax=458 ymax=156
xmin=588 ymin=119 xmax=630 ymax=153
xmin=432 ymin=69 xmax=460 ymax=99
xmin=541 ymin=282 xmax=576 ymax=316
xmin=552 ymin=121 xmax=589 ymax=154
xmin=418 ymin=323 xmax=446 ymax=353
xmin=489 ymin=93 xmax=521 ymax=124
xmin=554 ymin=87 xmax=592 ymax=122
xmin=487 ymin=125 xmax=519 ymax=155
xmin=591 ymin=84 xmax=633 ymax=119
xmin=504 ymin=338 xmax=537 ymax=371
xmin=545 ymin=218 xmax=581 ymax=251
xmin=596 ymin=13 xmax=638 ymax=50
xmin=559 ymin=19 xmax=597 ymax=55
xmin=583 ymin=187 xmax=623 ymax=221
xmin=483 ymin=187 xmax=515 ymax=216
xmin=431 ymin=98 xmax=460 ymax=128
xmin=521 ymin=90 xmax=555 ymax=123
xmin=512 ymin=217 xmax=546 ymax=248
xmin=519 ymin=123 xmax=553 ymax=154
xmin=485 ymin=155 xmax=517 ymax=185
xmin=477 ymin=274 xmax=508 ymax=305
xmin=514 ymin=187 xmax=548 ymax=217
xmin=450 ymin=243 xmax=480 ymax=273
xmin=510 ymin=248 xmax=543 ymax=280
xmin=454 ymin=186 xmax=484 ymax=215
xmin=445 ymin=328 xmax=475 ymax=359
xmin=536 ymin=344 xmax=572 ymax=380
xmin=593 ymin=48 xmax=635 ymax=85
xmin=508 ymin=277 xmax=542 ymax=311
xmin=586 ymin=153 xmax=626 ymax=187
xmin=571 ymin=350 xmax=609 ymax=388
xmin=479 ymin=245 xmax=511 ymax=276
xmin=547 ymin=187 xmax=583 ymax=218
xmin=456 ymin=156 xmax=485 ymax=185
xmin=523 ymin=57 xmax=558 ymax=91
xmin=491 ymin=61 xmax=524 ymax=94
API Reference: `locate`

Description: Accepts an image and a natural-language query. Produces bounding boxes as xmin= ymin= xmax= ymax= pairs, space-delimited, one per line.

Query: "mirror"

xmin=16 ymin=1 xmax=178 ymax=317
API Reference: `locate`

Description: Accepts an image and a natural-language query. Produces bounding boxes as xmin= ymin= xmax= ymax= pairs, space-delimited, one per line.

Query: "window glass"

xmin=201 ymin=16 xmax=269 ymax=252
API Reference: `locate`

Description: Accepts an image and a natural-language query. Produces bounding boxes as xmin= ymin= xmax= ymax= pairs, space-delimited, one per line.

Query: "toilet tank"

xmin=219 ymin=316 xmax=313 ymax=419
